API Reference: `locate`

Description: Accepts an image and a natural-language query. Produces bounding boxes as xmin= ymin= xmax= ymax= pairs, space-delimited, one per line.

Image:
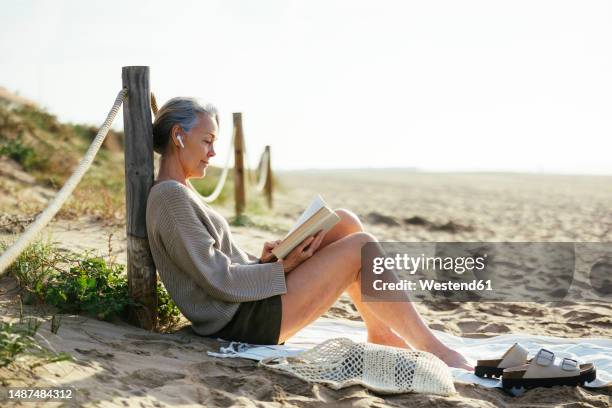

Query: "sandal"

xmin=475 ymin=342 xmax=529 ymax=378
xmin=502 ymin=348 xmax=596 ymax=390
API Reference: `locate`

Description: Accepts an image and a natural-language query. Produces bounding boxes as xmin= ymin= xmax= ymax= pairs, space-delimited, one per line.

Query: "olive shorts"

xmin=210 ymin=295 xmax=283 ymax=345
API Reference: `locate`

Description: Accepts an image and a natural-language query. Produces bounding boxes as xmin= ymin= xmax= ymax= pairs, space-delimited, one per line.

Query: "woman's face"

xmin=178 ymin=113 xmax=218 ymax=179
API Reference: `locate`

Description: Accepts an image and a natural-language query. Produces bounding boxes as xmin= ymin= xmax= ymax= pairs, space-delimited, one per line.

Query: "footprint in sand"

xmin=456 ymin=320 xmax=483 ymax=333
xmin=109 ymin=339 xmax=181 ymax=358
xmin=188 ymin=360 xmax=257 ymax=377
xmin=123 ymin=368 xmax=186 ymax=389
xmin=479 ymin=322 xmax=511 ymax=333
xmin=506 ymin=304 xmax=546 ymax=317
xmin=190 ymin=362 xmax=316 ymax=401
xmin=128 ymin=340 xmax=174 ymax=352
xmin=562 ymin=310 xmax=604 ymax=321
xmin=205 ymin=375 xmax=279 ymax=401
xmin=422 ymin=300 xmax=461 ymax=311
xmin=74 ymin=348 xmax=114 ymax=360
xmin=123 ymin=333 xmax=192 ymax=345
xmin=591 ymin=317 xmax=612 ymax=327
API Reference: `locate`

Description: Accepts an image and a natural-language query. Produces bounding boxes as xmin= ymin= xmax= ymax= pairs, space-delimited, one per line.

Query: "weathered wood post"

xmin=122 ymin=66 xmax=157 ymax=330
xmin=264 ymin=145 xmax=273 ymax=208
xmin=233 ymin=113 xmax=246 ymax=216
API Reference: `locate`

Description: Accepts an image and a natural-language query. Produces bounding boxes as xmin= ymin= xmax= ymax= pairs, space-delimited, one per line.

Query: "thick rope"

xmin=0 ymin=89 xmax=127 ymax=276
xmin=242 ymin=137 xmax=257 ymax=185
xmin=150 ymin=92 xmax=158 ymax=116
xmin=255 ymin=148 xmax=270 ymax=192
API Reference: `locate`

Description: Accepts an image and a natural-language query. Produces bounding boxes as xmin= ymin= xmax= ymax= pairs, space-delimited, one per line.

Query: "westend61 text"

xmin=372 ymin=279 xmax=493 ymax=291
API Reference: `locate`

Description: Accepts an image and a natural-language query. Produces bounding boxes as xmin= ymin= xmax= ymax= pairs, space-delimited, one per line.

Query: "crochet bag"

xmin=260 ymin=337 xmax=456 ymax=396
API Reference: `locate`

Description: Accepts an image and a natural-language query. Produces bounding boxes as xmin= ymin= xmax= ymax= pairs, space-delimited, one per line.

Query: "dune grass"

xmin=1 ymin=239 xmax=182 ymax=332
xmin=0 ymin=316 xmax=72 ymax=370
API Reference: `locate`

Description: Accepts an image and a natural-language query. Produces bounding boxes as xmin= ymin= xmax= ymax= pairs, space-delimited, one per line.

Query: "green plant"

xmin=2 ymin=240 xmax=132 ymax=320
xmin=156 ymin=282 xmax=182 ymax=331
xmin=0 ymin=136 xmax=47 ymax=171
xmin=0 ymin=319 xmax=71 ymax=368
xmin=2 ymin=239 xmax=61 ymax=305
xmin=43 ymin=257 xmax=133 ymax=321
xmin=50 ymin=314 xmax=62 ymax=334
xmin=4 ymin=240 xmax=183 ymax=330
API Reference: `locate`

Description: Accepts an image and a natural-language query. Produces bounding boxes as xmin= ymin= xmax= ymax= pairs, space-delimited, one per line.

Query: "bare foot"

xmin=434 ymin=347 xmax=473 ymax=371
xmin=368 ymin=330 xmax=414 ymax=349
xmin=368 ymin=331 xmax=472 ymax=370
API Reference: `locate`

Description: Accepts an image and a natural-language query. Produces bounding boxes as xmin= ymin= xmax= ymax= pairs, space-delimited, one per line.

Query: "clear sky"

xmin=1 ymin=0 xmax=611 ymax=173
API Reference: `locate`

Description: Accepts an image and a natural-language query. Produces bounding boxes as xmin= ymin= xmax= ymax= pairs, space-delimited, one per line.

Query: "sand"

xmin=1 ymin=169 xmax=611 ymax=407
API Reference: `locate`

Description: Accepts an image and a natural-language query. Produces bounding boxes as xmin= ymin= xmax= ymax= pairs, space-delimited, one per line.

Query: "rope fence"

xmin=1 ymin=66 xmax=275 ymax=329
xmin=0 ymin=86 xmax=274 ymax=277
xmin=150 ymin=92 xmax=272 ymax=205
xmin=195 ymin=134 xmax=234 ymax=203
xmin=256 ymin=148 xmax=270 ymax=193
xmin=0 ymin=89 xmax=127 ymax=276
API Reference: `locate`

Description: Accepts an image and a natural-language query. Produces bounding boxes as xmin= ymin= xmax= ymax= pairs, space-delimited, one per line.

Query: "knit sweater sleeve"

xmin=154 ymin=185 xmax=287 ymax=302
xmin=245 ymin=251 xmax=262 ymax=264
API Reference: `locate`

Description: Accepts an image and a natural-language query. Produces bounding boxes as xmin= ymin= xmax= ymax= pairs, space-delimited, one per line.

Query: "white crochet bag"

xmin=260 ymin=337 xmax=456 ymax=396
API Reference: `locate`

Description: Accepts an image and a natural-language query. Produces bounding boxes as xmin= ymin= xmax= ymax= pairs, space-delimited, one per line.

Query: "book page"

xmin=284 ymin=195 xmax=328 ymax=238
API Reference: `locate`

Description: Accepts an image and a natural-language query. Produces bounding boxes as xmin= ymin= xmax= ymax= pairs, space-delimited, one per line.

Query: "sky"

xmin=1 ymin=0 xmax=611 ymax=173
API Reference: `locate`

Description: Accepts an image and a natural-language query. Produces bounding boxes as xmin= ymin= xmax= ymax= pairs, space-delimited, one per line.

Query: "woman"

xmin=146 ymin=97 xmax=471 ymax=370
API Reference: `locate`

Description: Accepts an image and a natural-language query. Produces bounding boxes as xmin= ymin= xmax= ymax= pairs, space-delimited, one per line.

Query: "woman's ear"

xmin=171 ymin=124 xmax=183 ymax=148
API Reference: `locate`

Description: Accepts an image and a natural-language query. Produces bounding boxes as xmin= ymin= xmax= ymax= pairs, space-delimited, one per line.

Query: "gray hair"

xmin=152 ymin=97 xmax=219 ymax=154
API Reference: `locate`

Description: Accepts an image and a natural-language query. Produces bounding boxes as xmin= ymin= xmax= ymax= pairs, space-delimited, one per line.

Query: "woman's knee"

xmin=346 ymin=231 xmax=377 ymax=246
xmin=338 ymin=232 xmax=377 ymax=280
xmin=335 ymin=208 xmax=364 ymax=234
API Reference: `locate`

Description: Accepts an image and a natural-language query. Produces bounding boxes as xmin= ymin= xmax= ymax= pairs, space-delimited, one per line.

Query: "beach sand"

xmin=1 ymin=169 xmax=611 ymax=407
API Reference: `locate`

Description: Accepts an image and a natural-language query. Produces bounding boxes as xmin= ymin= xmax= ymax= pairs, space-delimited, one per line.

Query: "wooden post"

xmin=264 ymin=145 xmax=273 ymax=208
xmin=122 ymin=66 xmax=157 ymax=330
xmin=233 ymin=113 xmax=246 ymax=216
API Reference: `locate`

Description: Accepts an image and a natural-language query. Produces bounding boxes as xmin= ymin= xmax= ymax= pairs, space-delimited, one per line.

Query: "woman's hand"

xmin=280 ymin=230 xmax=326 ymax=274
xmin=260 ymin=240 xmax=282 ymax=263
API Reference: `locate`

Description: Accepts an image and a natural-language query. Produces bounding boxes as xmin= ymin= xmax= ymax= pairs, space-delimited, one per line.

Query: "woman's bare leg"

xmin=319 ymin=210 xmax=410 ymax=348
xmin=280 ymin=228 xmax=472 ymax=370
xmin=279 ymin=232 xmax=375 ymax=341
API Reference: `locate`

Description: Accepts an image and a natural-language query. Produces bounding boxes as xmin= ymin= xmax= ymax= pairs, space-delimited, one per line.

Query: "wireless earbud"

xmin=177 ymin=135 xmax=185 ymax=148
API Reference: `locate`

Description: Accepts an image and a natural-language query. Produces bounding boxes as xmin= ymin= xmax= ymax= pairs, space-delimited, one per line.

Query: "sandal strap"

xmin=522 ymin=351 xmax=582 ymax=379
xmin=562 ymin=358 xmax=578 ymax=371
xmin=498 ymin=343 xmax=529 ymax=368
xmin=534 ymin=349 xmax=555 ymax=367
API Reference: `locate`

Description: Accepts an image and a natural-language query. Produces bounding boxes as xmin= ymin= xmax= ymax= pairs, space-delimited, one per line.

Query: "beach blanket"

xmin=208 ymin=317 xmax=611 ymax=389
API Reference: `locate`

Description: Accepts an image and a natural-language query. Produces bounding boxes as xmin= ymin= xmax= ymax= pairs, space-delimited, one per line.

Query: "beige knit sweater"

xmin=146 ymin=180 xmax=287 ymax=335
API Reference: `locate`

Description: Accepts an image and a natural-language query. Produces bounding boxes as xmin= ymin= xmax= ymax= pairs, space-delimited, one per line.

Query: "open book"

xmin=271 ymin=195 xmax=341 ymax=259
